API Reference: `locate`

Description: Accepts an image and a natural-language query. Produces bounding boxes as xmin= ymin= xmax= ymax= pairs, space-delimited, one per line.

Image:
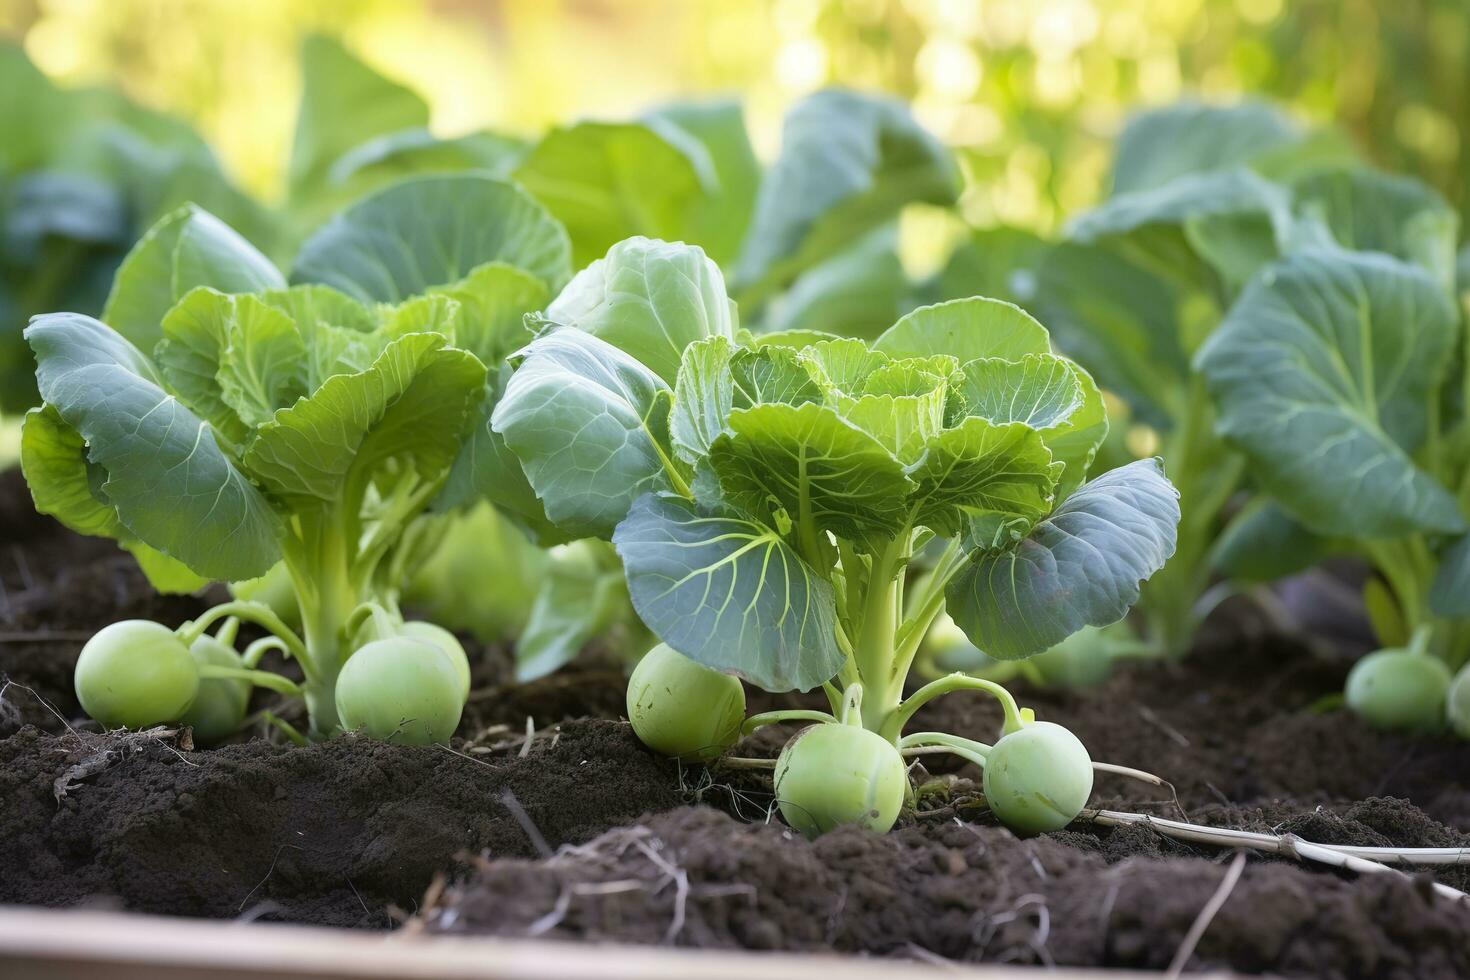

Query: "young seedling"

xmin=493 ymin=237 xmax=1181 ymax=835
xmin=23 ymin=174 xmax=573 ymax=743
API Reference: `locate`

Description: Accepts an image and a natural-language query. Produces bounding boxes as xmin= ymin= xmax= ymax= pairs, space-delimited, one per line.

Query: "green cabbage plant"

xmin=22 ymin=172 xmax=570 ymax=743
xmin=492 ymin=236 xmax=1181 ymax=835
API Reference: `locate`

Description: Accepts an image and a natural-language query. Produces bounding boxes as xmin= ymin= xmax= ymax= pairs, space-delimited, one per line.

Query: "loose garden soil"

xmin=2 ymin=467 xmax=1467 ymax=977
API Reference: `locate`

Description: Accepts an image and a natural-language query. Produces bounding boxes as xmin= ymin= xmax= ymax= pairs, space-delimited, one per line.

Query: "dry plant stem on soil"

xmin=1083 ymin=809 xmax=1470 ymax=903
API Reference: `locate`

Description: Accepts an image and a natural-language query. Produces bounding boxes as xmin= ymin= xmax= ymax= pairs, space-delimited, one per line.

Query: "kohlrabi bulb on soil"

xmin=399 ymin=621 xmax=471 ymax=702
xmin=774 ymin=723 xmax=908 ymax=838
xmin=982 ymin=721 xmax=1094 ymax=834
xmin=1345 ymin=648 xmax=1451 ymax=733
xmin=335 ymin=638 xmax=464 ymax=744
xmin=626 ymin=642 xmax=746 ymax=761
xmin=74 ymin=620 xmax=199 ymax=730
xmin=179 ymin=634 xmax=251 ymax=744
xmin=1448 ymin=664 xmax=1470 ymax=740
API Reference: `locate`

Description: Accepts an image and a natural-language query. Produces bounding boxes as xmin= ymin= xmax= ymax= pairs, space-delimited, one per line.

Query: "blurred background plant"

xmin=2 ymin=0 xmax=1465 ymax=242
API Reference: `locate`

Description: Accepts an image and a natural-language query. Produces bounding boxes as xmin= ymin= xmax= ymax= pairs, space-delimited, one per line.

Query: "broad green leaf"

xmin=245 ymin=333 xmax=486 ymax=503
xmin=515 ymin=542 xmax=629 ymax=682
xmin=257 ymin=283 xmax=383 ymax=389
xmin=906 ymin=417 xmax=1057 ymax=537
xmin=543 ymin=237 xmax=734 ymax=385
xmin=1196 ymin=248 xmax=1464 ymax=537
xmin=930 ymin=227 xmax=1048 ymax=307
xmin=1027 ymin=240 xmax=1194 ymax=428
xmin=26 ymin=313 xmax=280 ymax=580
xmin=328 ymin=127 xmax=526 ymax=186
xmin=0 ymin=42 xmax=69 ymax=172
xmin=125 ymin=542 xmax=211 ymax=594
xmin=946 ymin=458 xmax=1180 ymax=659
xmin=1072 ymin=168 xmax=1289 ymax=249
xmin=709 ymin=401 xmax=913 ymax=541
xmin=1109 ymin=101 xmax=1301 ymax=195
xmin=5 ymin=172 xmax=128 ymax=256
xmin=155 ymin=288 xmax=253 ymax=446
xmin=21 ymin=406 xmax=210 ymax=593
xmin=291 ymin=175 xmax=572 ymax=302
xmin=955 ymin=355 xmax=1082 ymax=430
xmin=287 ymin=34 xmax=429 ymax=202
xmin=730 ymin=345 xmax=822 ymax=406
xmin=760 ymin=225 xmax=910 ymax=340
xmin=491 ymin=329 xmax=679 ymax=539
xmin=670 ymin=335 xmax=736 ymax=465
xmin=1212 ymin=499 xmax=1336 ymax=583
xmin=512 ymin=121 xmax=709 ymax=267
xmin=1430 ymin=535 xmax=1470 ymax=617
xmin=733 ymin=89 xmax=959 ymax=299
xmin=103 ymin=204 xmax=284 ymax=355
xmin=1291 ymin=167 xmax=1459 ymax=290
xmin=798 ymin=338 xmax=890 ymax=396
xmin=874 ymin=297 xmax=1050 ymax=364
xmin=435 ymin=364 xmax=570 ymax=545
xmin=613 ymin=493 xmax=843 ymax=692
xmin=643 ymin=98 xmax=759 ymax=267
xmin=217 ymin=296 xmax=310 ymax=427
xmin=428 ymin=261 xmax=549 ymax=365
xmin=953 ymin=353 xmax=1105 ymax=495
xmin=20 ymin=405 xmax=124 ymax=539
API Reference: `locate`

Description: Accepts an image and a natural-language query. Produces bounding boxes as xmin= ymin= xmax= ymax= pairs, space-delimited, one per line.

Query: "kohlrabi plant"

xmin=1195 ymin=166 xmax=1470 ymax=737
xmin=1014 ymin=101 xmax=1359 ymax=655
xmin=22 ymin=172 xmax=572 ymax=743
xmin=492 ymin=236 xmax=1181 ymax=835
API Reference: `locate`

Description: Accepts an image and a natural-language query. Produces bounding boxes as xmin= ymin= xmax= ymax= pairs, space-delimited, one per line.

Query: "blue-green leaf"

xmin=491 ymin=329 xmax=679 ymax=539
xmin=1196 ymin=248 xmax=1464 ymax=537
xmin=26 ymin=313 xmax=280 ymax=581
xmin=946 ymin=458 xmax=1180 ymax=659
xmin=613 ymin=493 xmax=842 ymax=692
xmin=291 ymin=174 xmax=572 ymax=302
xmin=543 ymin=237 xmax=734 ymax=385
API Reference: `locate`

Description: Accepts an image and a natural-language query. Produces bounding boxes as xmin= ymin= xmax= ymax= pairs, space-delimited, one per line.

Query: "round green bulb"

xmin=626 ymin=643 xmax=746 ymax=761
xmin=982 ymin=721 xmax=1093 ymax=834
xmin=178 ymin=634 xmax=251 ymax=744
xmin=335 ymin=638 xmax=463 ymax=745
xmin=74 ymin=620 xmax=199 ymax=730
xmin=1345 ymin=648 xmax=1451 ymax=733
xmin=774 ymin=723 xmax=908 ymax=838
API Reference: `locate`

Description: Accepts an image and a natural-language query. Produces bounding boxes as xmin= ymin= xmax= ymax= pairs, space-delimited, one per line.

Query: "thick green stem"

xmin=882 ymin=672 xmax=1026 ymax=742
xmin=741 ymin=709 xmax=835 ymax=735
xmin=197 ymin=665 xmax=303 ymax=697
xmin=900 ymin=731 xmax=993 ymax=768
xmin=852 ymin=537 xmax=905 ymax=732
xmin=177 ymin=602 xmax=312 ymax=676
xmin=286 ymin=509 xmax=359 ymax=738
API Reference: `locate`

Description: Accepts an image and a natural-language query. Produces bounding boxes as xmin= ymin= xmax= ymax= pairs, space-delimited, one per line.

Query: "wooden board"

xmin=0 ymin=905 xmax=1246 ymax=979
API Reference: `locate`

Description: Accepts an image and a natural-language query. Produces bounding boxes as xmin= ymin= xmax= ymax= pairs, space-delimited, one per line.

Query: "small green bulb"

xmin=626 ymin=643 xmax=746 ymax=761
xmin=1345 ymin=648 xmax=1451 ymax=733
xmin=179 ymin=634 xmax=251 ymax=744
xmin=774 ymin=723 xmax=908 ymax=838
xmin=335 ymin=638 xmax=463 ymax=745
xmin=74 ymin=620 xmax=199 ymax=730
xmin=982 ymin=721 xmax=1093 ymax=835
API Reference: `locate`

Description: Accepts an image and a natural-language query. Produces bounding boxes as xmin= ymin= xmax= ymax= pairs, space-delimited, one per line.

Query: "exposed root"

xmin=1084 ymin=808 xmax=1470 ymax=903
xmin=1165 ymin=851 xmax=1246 ymax=979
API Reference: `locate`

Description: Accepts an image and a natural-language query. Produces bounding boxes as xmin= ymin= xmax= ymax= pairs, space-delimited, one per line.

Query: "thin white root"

xmin=1084 ymin=809 xmax=1469 ymax=903
xmin=1166 ymin=851 xmax=1246 ymax=979
xmin=1092 ymin=761 xmax=1166 ymax=786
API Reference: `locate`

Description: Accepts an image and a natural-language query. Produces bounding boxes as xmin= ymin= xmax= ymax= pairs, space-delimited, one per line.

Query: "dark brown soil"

xmin=3 ymin=468 xmax=1469 ymax=977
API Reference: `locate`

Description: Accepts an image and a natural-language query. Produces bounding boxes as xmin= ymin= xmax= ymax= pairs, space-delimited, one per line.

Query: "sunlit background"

xmin=2 ymin=0 xmax=1466 ymax=233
